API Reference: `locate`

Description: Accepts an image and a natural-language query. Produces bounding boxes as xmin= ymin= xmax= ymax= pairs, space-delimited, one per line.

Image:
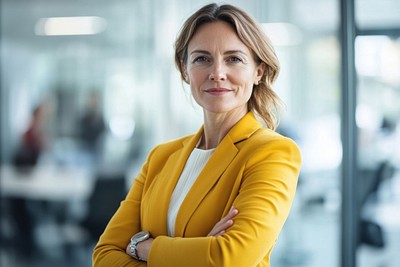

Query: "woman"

xmin=93 ymin=3 xmax=301 ymax=267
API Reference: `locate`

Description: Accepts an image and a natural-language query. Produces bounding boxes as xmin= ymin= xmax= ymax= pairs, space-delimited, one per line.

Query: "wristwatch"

xmin=129 ymin=231 xmax=150 ymax=261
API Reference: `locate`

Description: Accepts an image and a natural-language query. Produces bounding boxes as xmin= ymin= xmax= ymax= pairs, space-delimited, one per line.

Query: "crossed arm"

xmin=126 ymin=207 xmax=239 ymax=261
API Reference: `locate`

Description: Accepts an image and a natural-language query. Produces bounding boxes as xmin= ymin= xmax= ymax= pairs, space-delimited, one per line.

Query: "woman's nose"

xmin=209 ymin=62 xmax=226 ymax=81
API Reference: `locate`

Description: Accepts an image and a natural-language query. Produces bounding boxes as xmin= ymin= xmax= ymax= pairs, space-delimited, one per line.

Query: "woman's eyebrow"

xmin=190 ymin=49 xmax=248 ymax=57
xmin=190 ymin=50 xmax=210 ymax=56
xmin=224 ymin=50 xmax=248 ymax=57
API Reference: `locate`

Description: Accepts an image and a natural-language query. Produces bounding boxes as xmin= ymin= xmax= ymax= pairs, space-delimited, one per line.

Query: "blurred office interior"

xmin=1 ymin=0 xmax=399 ymax=266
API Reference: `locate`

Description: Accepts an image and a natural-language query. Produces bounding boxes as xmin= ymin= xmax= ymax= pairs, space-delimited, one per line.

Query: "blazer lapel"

xmin=144 ymin=129 xmax=202 ymax=236
xmin=174 ymin=112 xmax=262 ymax=236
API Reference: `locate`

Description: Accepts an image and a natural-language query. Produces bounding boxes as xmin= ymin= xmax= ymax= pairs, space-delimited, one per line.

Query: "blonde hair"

xmin=174 ymin=3 xmax=282 ymax=130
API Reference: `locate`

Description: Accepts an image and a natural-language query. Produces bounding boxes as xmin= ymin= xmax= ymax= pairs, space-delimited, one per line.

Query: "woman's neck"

xmin=199 ymin=109 xmax=247 ymax=150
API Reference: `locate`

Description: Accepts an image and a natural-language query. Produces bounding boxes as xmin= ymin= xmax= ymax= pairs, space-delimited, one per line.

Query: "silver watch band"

xmin=129 ymin=231 xmax=150 ymax=261
xmin=130 ymin=242 xmax=143 ymax=261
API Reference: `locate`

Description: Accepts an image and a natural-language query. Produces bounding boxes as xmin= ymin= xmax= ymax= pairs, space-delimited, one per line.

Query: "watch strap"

xmin=129 ymin=231 xmax=150 ymax=261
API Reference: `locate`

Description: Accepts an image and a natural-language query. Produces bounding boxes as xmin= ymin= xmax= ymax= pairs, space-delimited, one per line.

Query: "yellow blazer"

xmin=93 ymin=112 xmax=301 ymax=267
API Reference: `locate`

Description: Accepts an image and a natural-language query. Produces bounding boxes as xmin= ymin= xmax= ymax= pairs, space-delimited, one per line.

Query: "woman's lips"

xmin=204 ymin=88 xmax=232 ymax=95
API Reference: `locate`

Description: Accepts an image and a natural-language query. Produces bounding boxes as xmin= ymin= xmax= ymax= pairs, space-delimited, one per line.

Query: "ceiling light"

xmin=35 ymin=16 xmax=107 ymax=36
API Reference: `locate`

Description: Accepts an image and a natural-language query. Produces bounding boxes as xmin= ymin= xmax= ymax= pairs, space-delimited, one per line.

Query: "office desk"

xmin=0 ymin=165 xmax=94 ymax=202
xmin=1 ymin=165 xmax=97 ymax=258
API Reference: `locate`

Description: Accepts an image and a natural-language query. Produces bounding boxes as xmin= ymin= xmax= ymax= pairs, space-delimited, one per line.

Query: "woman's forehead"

xmin=188 ymin=22 xmax=250 ymax=54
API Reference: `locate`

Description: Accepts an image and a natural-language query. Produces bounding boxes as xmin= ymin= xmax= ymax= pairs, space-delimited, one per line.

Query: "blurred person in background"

xmin=10 ymin=101 xmax=49 ymax=258
xmin=13 ymin=102 xmax=48 ymax=170
xmin=93 ymin=3 xmax=301 ymax=267
xmin=78 ymin=91 xmax=105 ymax=164
xmin=76 ymin=90 xmax=106 ymax=172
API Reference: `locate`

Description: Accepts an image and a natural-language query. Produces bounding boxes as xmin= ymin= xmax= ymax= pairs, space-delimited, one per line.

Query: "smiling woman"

xmin=92 ymin=3 xmax=301 ymax=267
xmin=183 ymin=21 xmax=265 ymax=129
xmin=175 ymin=4 xmax=281 ymax=131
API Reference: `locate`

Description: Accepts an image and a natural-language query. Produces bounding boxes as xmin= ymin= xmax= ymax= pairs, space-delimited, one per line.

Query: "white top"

xmin=167 ymin=147 xmax=215 ymax=236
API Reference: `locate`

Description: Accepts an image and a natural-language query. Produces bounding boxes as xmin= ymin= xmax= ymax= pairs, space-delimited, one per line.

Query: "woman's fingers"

xmin=208 ymin=208 xmax=238 ymax=237
xmin=226 ymin=207 xmax=238 ymax=220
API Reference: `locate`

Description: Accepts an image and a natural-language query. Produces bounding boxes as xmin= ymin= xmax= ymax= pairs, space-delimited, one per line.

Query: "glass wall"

xmin=355 ymin=1 xmax=400 ymax=266
xmin=2 ymin=0 xmax=397 ymax=266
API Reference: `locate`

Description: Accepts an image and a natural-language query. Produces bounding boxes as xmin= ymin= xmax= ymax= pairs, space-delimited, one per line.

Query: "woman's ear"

xmin=255 ymin=62 xmax=266 ymax=85
xmin=181 ymin=61 xmax=189 ymax=84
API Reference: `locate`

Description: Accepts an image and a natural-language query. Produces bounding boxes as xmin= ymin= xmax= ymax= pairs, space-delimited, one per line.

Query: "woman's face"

xmin=185 ymin=21 xmax=265 ymax=116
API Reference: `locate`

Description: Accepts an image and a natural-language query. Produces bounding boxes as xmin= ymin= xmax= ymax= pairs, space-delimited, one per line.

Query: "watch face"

xmin=133 ymin=231 xmax=150 ymax=241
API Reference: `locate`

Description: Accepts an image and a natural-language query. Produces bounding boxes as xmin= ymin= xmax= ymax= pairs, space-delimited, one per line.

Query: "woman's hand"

xmin=208 ymin=207 xmax=238 ymax=237
xmin=126 ymin=238 xmax=154 ymax=262
xmin=136 ymin=238 xmax=153 ymax=262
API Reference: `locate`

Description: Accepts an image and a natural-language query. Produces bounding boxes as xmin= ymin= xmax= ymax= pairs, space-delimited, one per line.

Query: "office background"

xmin=1 ymin=0 xmax=399 ymax=266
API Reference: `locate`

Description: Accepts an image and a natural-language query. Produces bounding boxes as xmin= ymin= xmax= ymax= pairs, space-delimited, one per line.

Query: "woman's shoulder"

xmin=240 ymin=127 xmax=301 ymax=157
xmin=240 ymin=128 xmax=302 ymax=167
xmin=250 ymin=127 xmax=297 ymax=146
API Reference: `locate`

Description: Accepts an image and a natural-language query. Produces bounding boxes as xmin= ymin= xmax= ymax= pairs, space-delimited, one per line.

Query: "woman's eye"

xmin=193 ymin=56 xmax=209 ymax=63
xmin=227 ymin=56 xmax=243 ymax=63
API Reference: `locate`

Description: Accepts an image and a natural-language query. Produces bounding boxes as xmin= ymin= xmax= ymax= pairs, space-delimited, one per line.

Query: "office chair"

xmin=81 ymin=174 xmax=127 ymax=241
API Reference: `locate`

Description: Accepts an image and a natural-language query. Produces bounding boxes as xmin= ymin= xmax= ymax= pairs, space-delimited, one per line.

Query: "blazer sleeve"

xmin=148 ymin=137 xmax=301 ymax=267
xmin=92 ymin=148 xmax=159 ymax=267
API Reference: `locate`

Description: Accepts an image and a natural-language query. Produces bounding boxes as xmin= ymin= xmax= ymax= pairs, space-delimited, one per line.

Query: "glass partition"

xmin=355 ymin=35 xmax=400 ymax=267
xmin=355 ymin=1 xmax=400 ymax=266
